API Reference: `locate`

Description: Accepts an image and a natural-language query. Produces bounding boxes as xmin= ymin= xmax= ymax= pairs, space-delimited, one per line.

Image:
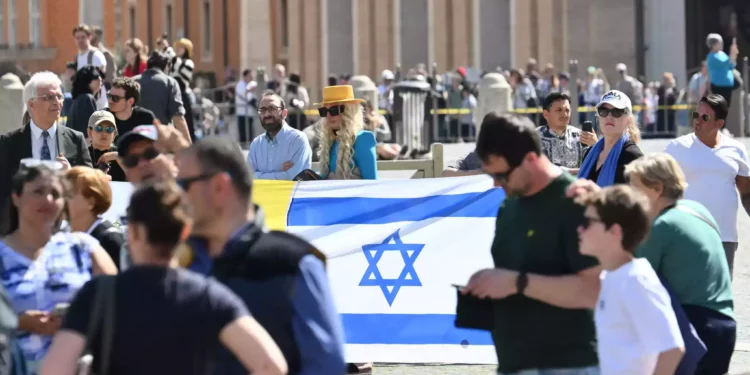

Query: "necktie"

xmin=41 ymin=131 xmax=51 ymax=160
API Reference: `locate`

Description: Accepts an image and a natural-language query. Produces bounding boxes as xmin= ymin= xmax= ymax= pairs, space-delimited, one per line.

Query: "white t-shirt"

xmin=665 ymin=133 xmax=750 ymax=242
xmin=595 ymin=258 xmax=684 ymax=375
xmin=235 ymin=79 xmax=257 ymax=116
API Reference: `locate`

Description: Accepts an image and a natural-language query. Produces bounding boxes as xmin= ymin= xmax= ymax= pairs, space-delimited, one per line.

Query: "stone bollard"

xmin=0 ymin=73 xmax=24 ymax=134
xmin=726 ymin=89 xmax=746 ymax=137
xmin=349 ymin=75 xmax=378 ymax=111
xmin=475 ymin=73 xmax=512 ymax=128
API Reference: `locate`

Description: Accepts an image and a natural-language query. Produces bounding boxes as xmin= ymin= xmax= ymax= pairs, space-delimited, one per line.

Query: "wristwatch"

xmin=516 ymin=272 xmax=528 ymax=295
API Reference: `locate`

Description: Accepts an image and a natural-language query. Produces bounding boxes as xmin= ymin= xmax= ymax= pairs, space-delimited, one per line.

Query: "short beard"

xmin=261 ymin=119 xmax=283 ymax=133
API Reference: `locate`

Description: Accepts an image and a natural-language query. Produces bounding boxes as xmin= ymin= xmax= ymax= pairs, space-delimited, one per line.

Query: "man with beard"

xmin=247 ymin=91 xmax=312 ymax=180
xmin=461 ymin=113 xmax=601 ymax=375
xmin=177 ymin=137 xmax=346 ymax=375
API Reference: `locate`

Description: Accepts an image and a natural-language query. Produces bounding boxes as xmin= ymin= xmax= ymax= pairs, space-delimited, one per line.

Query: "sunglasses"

xmin=692 ymin=112 xmax=712 ymax=122
xmin=318 ymin=105 xmax=345 ymax=117
xmin=176 ymin=173 xmax=217 ymax=190
xmin=108 ymin=94 xmax=124 ymax=102
xmin=580 ymin=216 xmax=605 ymax=230
xmin=93 ymin=125 xmax=116 ymax=134
xmin=597 ymin=107 xmax=627 ymax=118
xmin=121 ymin=147 xmax=160 ymax=168
xmin=486 ymin=164 xmax=518 ymax=185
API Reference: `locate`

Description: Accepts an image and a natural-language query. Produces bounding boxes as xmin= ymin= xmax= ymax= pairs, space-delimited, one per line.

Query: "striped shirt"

xmin=0 ymin=232 xmax=96 ymax=368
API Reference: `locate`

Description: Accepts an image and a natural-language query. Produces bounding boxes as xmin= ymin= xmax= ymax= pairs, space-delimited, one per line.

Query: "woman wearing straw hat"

xmin=316 ymin=85 xmax=378 ymax=180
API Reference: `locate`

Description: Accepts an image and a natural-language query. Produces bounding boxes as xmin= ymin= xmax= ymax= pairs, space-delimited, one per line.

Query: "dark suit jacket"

xmin=0 ymin=123 xmax=93 ymax=235
xmin=90 ymin=220 xmax=125 ymax=270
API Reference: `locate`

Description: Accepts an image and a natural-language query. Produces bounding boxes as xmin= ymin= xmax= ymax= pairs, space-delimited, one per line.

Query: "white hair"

xmin=706 ymin=33 xmax=723 ymax=48
xmin=23 ymin=71 xmax=62 ymax=104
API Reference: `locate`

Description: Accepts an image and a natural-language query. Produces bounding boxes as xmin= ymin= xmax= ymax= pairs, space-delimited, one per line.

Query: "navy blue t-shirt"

xmin=62 ymin=266 xmax=249 ymax=375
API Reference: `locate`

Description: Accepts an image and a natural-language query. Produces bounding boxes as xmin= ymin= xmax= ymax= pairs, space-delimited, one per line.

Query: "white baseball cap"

xmin=615 ymin=63 xmax=627 ymax=72
xmin=596 ymin=90 xmax=632 ymax=113
xmin=381 ymin=70 xmax=395 ymax=80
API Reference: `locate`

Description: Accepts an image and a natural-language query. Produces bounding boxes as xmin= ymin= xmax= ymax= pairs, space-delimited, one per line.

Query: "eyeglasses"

xmin=33 ymin=93 xmax=64 ymax=102
xmin=121 ymin=147 xmax=160 ymax=168
xmin=93 ymin=125 xmax=116 ymax=134
xmin=258 ymin=106 xmax=282 ymax=114
xmin=486 ymin=164 xmax=518 ymax=185
xmin=692 ymin=112 xmax=712 ymax=122
xmin=318 ymin=105 xmax=345 ymax=117
xmin=597 ymin=107 xmax=627 ymax=118
xmin=108 ymin=94 xmax=124 ymax=102
xmin=580 ymin=215 xmax=605 ymax=230
xmin=176 ymin=173 xmax=217 ymax=190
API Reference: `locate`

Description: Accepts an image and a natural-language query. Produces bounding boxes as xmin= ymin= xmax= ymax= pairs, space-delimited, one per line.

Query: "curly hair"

xmin=317 ymin=103 xmax=365 ymax=179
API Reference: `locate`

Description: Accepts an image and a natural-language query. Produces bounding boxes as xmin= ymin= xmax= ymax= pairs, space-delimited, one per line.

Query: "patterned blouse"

xmin=0 ymin=232 xmax=96 ymax=372
xmin=537 ymin=125 xmax=587 ymax=169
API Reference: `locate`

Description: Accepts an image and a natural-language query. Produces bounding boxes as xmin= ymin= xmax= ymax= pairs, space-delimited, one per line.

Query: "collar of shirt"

xmin=87 ymin=217 xmax=104 ymax=235
xmin=30 ymin=120 xmax=57 ymax=140
xmin=263 ymin=123 xmax=293 ymax=144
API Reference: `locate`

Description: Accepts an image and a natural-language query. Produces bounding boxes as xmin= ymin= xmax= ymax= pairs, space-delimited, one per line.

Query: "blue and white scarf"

xmin=578 ymin=133 xmax=629 ymax=187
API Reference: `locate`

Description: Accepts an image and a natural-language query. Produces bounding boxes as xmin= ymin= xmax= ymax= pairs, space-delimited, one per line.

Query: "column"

xmin=239 ymin=0 xmax=272 ymax=72
xmin=479 ymin=0 xmax=512 ymax=71
xmin=326 ymin=0 xmax=354 ymax=76
xmin=643 ymin=0 xmax=686 ymax=85
xmin=399 ymin=0 xmax=430 ymax=70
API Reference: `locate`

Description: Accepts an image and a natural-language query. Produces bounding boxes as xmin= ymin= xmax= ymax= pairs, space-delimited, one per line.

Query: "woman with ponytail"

xmin=579 ymin=90 xmax=644 ymax=186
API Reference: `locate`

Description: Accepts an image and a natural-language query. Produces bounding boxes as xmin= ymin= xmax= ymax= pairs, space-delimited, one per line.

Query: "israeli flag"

xmin=287 ymin=176 xmax=504 ymax=364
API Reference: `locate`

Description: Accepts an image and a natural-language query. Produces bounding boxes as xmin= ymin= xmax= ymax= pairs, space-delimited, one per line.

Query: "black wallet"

xmin=294 ymin=169 xmax=324 ymax=181
xmin=454 ymin=288 xmax=495 ymax=331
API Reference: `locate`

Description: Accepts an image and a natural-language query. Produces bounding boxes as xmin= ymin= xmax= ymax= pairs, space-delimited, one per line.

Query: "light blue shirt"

xmin=707 ymin=51 xmax=735 ymax=87
xmin=248 ymin=123 xmax=312 ymax=180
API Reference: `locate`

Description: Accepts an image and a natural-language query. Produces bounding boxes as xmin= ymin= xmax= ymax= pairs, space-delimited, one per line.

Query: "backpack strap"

xmin=85 ymin=276 xmax=116 ymax=375
xmin=87 ymin=50 xmax=95 ymax=66
xmin=673 ymin=204 xmax=720 ymax=235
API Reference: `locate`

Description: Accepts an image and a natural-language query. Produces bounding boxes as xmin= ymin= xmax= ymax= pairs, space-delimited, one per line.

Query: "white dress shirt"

xmin=29 ymin=120 xmax=58 ymax=160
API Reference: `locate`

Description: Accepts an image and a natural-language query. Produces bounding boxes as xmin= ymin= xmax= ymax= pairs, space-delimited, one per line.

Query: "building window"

xmin=129 ymin=6 xmax=136 ymax=39
xmin=201 ymin=0 xmax=212 ymax=57
xmin=7 ymin=0 xmax=15 ymax=47
xmin=165 ymin=4 xmax=173 ymax=39
xmin=29 ymin=0 xmax=40 ymax=47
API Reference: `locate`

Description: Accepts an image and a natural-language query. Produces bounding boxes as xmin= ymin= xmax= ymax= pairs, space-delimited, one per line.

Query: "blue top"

xmin=327 ymin=130 xmax=378 ymax=179
xmin=186 ymin=226 xmax=346 ymax=375
xmin=248 ymin=123 xmax=312 ymax=180
xmin=0 ymin=232 xmax=95 ymax=369
xmin=707 ymin=51 xmax=735 ymax=87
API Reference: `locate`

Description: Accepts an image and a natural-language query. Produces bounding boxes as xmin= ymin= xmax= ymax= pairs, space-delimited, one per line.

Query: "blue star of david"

xmin=359 ymin=229 xmax=424 ymax=306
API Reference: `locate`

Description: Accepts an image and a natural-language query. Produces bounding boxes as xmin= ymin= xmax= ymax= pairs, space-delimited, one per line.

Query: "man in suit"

xmin=0 ymin=71 xmax=92 ymax=235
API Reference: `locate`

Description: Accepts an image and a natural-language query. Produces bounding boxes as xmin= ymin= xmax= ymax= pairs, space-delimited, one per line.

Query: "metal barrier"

xmin=311 ymin=143 xmax=444 ymax=179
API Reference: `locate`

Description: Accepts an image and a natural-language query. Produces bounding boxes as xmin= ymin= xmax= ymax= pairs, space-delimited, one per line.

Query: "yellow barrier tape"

xmin=300 ymin=105 xmax=695 ymax=117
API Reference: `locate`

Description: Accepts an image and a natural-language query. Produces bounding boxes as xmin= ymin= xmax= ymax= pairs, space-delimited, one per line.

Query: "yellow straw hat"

xmin=314 ymin=85 xmax=365 ymax=106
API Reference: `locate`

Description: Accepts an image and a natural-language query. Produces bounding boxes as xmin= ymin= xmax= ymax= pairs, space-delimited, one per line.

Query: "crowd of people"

xmin=0 ymin=18 xmax=747 ymax=375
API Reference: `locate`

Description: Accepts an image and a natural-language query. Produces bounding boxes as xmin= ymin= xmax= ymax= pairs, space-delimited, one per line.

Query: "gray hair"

xmin=624 ymin=153 xmax=687 ymax=200
xmin=23 ymin=71 xmax=62 ymax=104
xmin=706 ymin=33 xmax=723 ymax=48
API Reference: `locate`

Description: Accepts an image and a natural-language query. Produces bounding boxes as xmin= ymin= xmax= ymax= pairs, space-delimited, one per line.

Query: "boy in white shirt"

xmin=577 ymin=185 xmax=685 ymax=375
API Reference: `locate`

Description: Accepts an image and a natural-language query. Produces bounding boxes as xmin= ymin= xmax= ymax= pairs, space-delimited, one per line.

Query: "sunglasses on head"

xmin=121 ymin=147 xmax=160 ymax=168
xmin=692 ymin=112 xmax=713 ymax=122
xmin=597 ymin=107 xmax=627 ymax=118
xmin=318 ymin=105 xmax=345 ymax=118
xmin=93 ymin=125 xmax=115 ymax=134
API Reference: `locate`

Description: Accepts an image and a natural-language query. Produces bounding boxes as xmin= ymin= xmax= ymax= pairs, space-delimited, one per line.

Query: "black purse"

xmin=293 ymin=169 xmax=323 ymax=181
xmin=453 ymin=286 xmax=494 ymax=331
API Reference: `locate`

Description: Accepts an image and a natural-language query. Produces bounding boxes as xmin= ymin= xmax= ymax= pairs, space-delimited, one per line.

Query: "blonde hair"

xmin=317 ymin=103 xmax=365 ymax=179
xmin=624 ymin=153 xmax=687 ymax=200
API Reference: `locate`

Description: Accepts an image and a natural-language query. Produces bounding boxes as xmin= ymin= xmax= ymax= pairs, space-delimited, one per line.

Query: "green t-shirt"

xmin=490 ymin=173 xmax=599 ymax=373
xmin=636 ymin=200 xmax=734 ymax=319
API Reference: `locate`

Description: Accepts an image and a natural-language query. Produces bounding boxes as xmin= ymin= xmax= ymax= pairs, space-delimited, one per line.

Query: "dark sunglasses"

xmin=121 ymin=147 xmax=160 ymax=168
xmin=108 ymin=94 xmax=124 ymax=102
xmin=581 ymin=216 xmax=605 ymax=229
xmin=93 ymin=125 xmax=115 ymax=134
xmin=692 ymin=112 xmax=712 ymax=122
xmin=176 ymin=173 xmax=217 ymax=190
xmin=486 ymin=165 xmax=518 ymax=185
xmin=597 ymin=107 xmax=627 ymax=118
xmin=318 ymin=105 xmax=345 ymax=117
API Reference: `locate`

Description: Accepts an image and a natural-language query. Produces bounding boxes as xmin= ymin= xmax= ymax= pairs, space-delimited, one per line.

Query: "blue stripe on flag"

xmin=341 ymin=313 xmax=494 ymax=345
xmin=288 ymin=189 xmax=505 ymax=226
